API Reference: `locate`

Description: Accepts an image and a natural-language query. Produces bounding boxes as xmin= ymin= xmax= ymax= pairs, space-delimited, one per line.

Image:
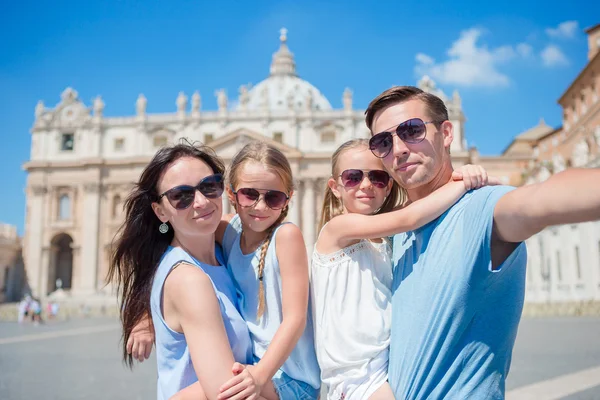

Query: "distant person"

xmin=46 ymin=301 xmax=59 ymax=320
xmin=30 ymin=298 xmax=42 ymax=325
xmin=17 ymin=295 xmax=31 ymax=324
xmin=51 ymin=302 xmax=60 ymax=318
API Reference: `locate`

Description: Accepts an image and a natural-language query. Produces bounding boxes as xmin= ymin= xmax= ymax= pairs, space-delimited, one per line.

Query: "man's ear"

xmin=440 ymin=120 xmax=454 ymax=151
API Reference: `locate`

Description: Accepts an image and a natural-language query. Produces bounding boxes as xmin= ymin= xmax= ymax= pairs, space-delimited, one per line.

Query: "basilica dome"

xmin=242 ymin=29 xmax=332 ymax=113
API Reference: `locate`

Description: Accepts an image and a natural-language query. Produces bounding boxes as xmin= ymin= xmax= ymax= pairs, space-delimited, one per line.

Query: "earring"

xmin=159 ymin=222 xmax=169 ymax=234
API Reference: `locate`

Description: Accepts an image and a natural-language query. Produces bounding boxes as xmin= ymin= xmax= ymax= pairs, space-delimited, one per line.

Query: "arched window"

xmin=572 ymin=140 xmax=590 ymax=167
xmin=321 ymin=131 xmax=336 ymax=143
xmin=153 ymin=136 xmax=167 ymax=148
xmin=112 ymin=195 xmax=122 ymax=219
xmin=58 ymin=194 xmax=70 ymax=220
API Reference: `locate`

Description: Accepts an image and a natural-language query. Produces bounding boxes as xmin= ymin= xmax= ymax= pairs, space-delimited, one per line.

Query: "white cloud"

xmin=415 ymin=53 xmax=434 ymax=65
xmin=492 ymin=45 xmax=517 ymax=62
xmin=540 ymin=45 xmax=569 ymax=67
xmin=516 ymin=43 xmax=533 ymax=57
xmin=545 ymin=21 xmax=579 ymax=39
xmin=414 ymin=28 xmax=524 ymax=88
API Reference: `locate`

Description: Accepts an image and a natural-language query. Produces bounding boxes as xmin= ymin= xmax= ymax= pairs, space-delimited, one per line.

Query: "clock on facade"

xmin=61 ymin=105 xmax=77 ymax=122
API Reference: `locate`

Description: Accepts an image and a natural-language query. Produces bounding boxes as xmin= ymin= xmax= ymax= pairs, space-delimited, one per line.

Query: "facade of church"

xmin=509 ymin=24 xmax=600 ymax=304
xmin=12 ymin=25 xmax=600 ymax=307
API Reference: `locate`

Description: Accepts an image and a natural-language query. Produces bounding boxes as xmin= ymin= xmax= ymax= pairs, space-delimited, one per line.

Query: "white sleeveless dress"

xmin=311 ymin=236 xmax=393 ymax=400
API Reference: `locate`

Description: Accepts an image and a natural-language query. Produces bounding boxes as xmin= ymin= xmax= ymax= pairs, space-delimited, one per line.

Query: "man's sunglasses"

xmin=232 ymin=187 xmax=289 ymax=210
xmin=158 ymin=173 xmax=224 ymax=210
xmin=338 ymin=169 xmax=390 ymax=189
xmin=369 ymin=118 xmax=443 ymax=158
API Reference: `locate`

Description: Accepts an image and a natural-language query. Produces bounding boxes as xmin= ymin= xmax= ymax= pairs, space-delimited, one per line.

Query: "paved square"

xmin=1 ymin=316 xmax=599 ymax=399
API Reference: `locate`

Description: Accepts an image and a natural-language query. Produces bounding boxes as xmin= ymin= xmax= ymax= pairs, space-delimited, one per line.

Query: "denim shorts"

xmin=271 ymin=368 xmax=319 ymax=400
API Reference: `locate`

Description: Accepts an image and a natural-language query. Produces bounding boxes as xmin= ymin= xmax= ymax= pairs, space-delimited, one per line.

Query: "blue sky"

xmin=0 ymin=0 xmax=597 ymax=234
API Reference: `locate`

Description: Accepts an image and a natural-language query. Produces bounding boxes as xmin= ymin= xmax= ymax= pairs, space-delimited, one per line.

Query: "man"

xmin=365 ymin=86 xmax=600 ymax=399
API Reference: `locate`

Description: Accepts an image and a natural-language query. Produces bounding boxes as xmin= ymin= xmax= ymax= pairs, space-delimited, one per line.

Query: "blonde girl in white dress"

xmin=311 ymin=139 xmax=493 ymax=400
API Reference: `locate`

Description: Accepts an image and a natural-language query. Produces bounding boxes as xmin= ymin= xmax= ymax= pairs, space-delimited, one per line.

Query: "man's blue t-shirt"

xmin=388 ymin=185 xmax=527 ymax=399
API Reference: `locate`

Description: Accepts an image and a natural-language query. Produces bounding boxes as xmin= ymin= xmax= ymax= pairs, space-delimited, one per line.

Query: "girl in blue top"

xmin=107 ymin=141 xmax=261 ymax=400
xmin=219 ymin=141 xmax=320 ymax=400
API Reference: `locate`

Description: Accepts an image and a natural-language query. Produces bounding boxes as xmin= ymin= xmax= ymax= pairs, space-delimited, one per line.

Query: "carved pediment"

xmin=208 ymin=128 xmax=302 ymax=160
xmin=148 ymin=126 xmax=176 ymax=137
xmin=148 ymin=127 xmax=176 ymax=147
xmin=314 ymin=121 xmax=344 ymax=143
xmin=314 ymin=121 xmax=344 ymax=133
xmin=35 ymin=88 xmax=92 ymax=130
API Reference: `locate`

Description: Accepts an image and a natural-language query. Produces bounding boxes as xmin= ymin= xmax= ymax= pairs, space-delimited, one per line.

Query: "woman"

xmin=107 ymin=141 xmax=260 ymax=400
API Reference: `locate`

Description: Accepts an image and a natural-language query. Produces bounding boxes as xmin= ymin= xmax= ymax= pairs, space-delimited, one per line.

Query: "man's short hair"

xmin=365 ymin=86 xmax=449 ymax=133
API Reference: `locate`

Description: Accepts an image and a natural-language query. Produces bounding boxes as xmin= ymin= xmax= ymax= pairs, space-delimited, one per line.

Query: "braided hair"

xmin=255 ymin=205 xmax=288 ymax=318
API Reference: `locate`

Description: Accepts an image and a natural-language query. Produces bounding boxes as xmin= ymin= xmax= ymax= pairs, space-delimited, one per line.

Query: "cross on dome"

xmin=270 ymin=27 xmax=296 ymax=77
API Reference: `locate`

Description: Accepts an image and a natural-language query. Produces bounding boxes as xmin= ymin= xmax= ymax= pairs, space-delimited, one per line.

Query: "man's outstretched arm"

xmin=493 ymin=168 xmax=600 ymax=246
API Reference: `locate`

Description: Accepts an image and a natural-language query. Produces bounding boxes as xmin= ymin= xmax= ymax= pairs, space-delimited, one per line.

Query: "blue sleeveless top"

xmin=222 ymin=215 xmax=321 ymax=390
xmin=150 ymin=245 xmax=253 ymax=400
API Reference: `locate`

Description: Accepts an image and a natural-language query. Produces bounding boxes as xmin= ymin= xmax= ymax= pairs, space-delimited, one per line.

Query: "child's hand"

xmin=452 ymin=164 xmax=502 ymax=190
xmin=218 ymin=362 xmax=261 ymax=400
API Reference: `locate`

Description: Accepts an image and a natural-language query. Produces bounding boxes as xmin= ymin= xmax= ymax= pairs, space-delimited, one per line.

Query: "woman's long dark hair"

xmin=106 ymin=139 xmax=225 ymax=367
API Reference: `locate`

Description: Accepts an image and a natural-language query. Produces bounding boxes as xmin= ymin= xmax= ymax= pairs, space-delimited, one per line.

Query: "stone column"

xmin=288 ymin=185 xmax=301 ymax=226
xmin=39 ymin=246 xmax=51 ymax=299
xmin=78 ymin=183 xmax=101 ymax=295
xmin=287 ymin=162 xmax=301 ymax=226
xmin=26 ymin=185 xmax=47 ymax=298
xmin=577 ymin=222 xmax=596 ymax=300
xmin=96 ymin=244 xmax=110 ymax=292
xmin=302 ymin=179 xmax=316 ymax=252
xmin=524 ymin=236 xmax=541 ymax=303
xmin=71 ymin=243 xmax=82 ymax=292
xmin=315 ymin=178 xmax=326 ymax=226
xmin=222 ymin=195 xmax=231 ymax=215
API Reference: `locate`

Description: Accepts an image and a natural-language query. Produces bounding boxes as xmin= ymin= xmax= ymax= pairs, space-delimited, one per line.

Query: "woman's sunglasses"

xmin=158 ymin=173 xmax=224 ymax=210
xmin=339 ymin=169 xmax=390 ymax=189
xmin=232 ymin=187 xmax=289 ymax=210
xmin=369 ymin=117 xmax=443 ymax=158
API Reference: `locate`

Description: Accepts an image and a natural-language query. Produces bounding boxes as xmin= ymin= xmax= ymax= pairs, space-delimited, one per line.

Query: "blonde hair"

xmin=318 ymin=139 xmax=405 ymax=232
xmin=227 ymin=141 xmax=294 ymax=319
